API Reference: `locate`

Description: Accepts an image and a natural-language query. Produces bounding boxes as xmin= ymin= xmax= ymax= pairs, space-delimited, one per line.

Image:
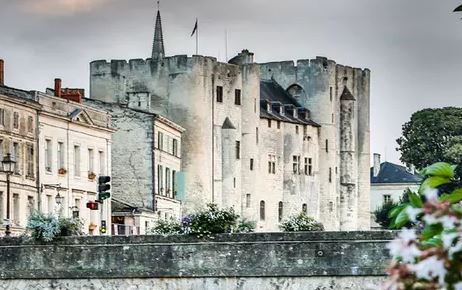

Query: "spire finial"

xmin=151 ymin=1 xmax=165 ymax=60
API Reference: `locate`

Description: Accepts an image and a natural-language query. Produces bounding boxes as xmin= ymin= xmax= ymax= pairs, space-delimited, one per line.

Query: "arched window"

xmin=287 ymin=84 xmax=305 ymax=99
xmin=260 ymin=200 xmax=265 ymax=221
xmin=302 ymin=203 xmax=307 ymax=214
xmin=278 ymin=201 xmax=283 ymax=222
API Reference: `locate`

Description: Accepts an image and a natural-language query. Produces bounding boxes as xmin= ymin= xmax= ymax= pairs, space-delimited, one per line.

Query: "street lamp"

xmin=55 ymin=192 xmax=64 ymax=205
xmin=1 ymin=153 xmax=16 ymax=237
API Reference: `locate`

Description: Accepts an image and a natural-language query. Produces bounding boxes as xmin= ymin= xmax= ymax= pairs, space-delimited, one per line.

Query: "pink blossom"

xmin=409 ymin=256 xmax=447 ymax=286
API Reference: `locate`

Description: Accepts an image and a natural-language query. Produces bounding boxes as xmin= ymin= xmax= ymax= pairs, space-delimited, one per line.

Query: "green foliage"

xmin=148 ymin=218 xmax=182 ymax=235
xmin=374 ymin=201 xmax=399 ymax=229
xmin=149 ymin=204 xmax=256 ymax=237
xmin=389 ymin=161 xmax=462 ymax=229
xmin=26 ymin=211 xmax=83 ymax=242
xmin=187 ymin=204 xmax=249 ymax=236
xmin=235 ymin=218 xmax=256 ymax=233
xmin=57 ymin=216 xmax=84 ymax=237
xmin=279 ymin=213 xmax=324 ymax=232
xmin=396 ymin=107 xmax=462 ymax=169
xmin=372 ymin=190 xmax=411 ymax=229
xmin=385 ymin=160 xmax=462 ymax=289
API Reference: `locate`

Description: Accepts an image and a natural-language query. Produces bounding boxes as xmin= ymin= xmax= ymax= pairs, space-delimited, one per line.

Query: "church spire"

xmin=151 ymin=1 xmax=165 ymax=61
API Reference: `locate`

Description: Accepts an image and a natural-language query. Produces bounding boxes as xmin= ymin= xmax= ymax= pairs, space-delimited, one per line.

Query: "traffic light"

xmin=100 ymin=220 xmax=107 ymax=234
xmin=97 ymin=176 xmax=111 ymax=201
xmin=86 ymin=201 xmax=99 ymax=210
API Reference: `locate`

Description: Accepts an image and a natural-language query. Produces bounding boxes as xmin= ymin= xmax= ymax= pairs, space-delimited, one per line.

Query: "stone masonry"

xmin=0 ymin=231 xmax=393 ymax=290
xmin=89 ymin=8 xmax=371 ymax=231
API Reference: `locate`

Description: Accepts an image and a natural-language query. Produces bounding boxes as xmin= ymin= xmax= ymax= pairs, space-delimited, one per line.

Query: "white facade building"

xmin=0 ymin=85 xmax=40 ymax=236
xmin=370 ymin=153 xmax=421 ymax=228
xmin=39 ymin=81 xmax=114 ymax=235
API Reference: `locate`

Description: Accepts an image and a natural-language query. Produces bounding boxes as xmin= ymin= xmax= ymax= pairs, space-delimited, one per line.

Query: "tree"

xmin=373 ymin=189 xmax=410 ymax=229
xmin=396 ymin=107 xmax=462 ymax=169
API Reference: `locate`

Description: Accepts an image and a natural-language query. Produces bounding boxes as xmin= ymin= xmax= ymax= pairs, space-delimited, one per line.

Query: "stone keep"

xmin=89 ymin=9 xmax=370 ymax=231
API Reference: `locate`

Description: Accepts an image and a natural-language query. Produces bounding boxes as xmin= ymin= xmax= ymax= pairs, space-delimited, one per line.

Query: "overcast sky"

xmin=1 ymin=0 xmax=462 ymax=165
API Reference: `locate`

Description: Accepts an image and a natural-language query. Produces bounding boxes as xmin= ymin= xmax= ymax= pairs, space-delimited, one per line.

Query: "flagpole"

xmin=196 ymin=18 xmax=199 ymax=55
xmin=225 ymin=29 xmax=228 ymax=62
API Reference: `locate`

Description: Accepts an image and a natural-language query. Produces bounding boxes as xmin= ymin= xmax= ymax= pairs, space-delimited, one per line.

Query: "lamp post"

xmin=55 ymin=186 xmax=64 ymax=216
xmin=1 ymin=154 xmax=16 ymax=237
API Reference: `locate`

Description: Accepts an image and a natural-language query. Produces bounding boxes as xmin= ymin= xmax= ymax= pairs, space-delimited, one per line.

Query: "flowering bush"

xmin=27 ymin=211 xmax=83 ymax=242
xmin=149 ymin=204 xmax=255 ymax=236
xmin=149 ymin=218 xmax=182 ymax=235
xmin=384 ymin=162 xmax=462 ymax=289
xmin=280 ymin=212 xmax=324 ymax=232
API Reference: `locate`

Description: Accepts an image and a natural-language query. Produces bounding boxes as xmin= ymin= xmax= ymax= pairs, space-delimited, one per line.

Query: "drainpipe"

xmin=152 ymin=116 xmax=156 ymax=212
xmin=211 ymin=75 xmax=215 ymax=203
xmin=35 ymin=92 xmax=41 ymax=212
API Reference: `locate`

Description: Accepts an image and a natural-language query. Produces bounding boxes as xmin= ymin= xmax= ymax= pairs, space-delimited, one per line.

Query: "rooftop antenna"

xmin=157 ymin=0 xmax=160 ymax=10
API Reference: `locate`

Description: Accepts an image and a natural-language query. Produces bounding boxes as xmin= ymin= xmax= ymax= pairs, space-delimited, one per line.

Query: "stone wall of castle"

xmin=89 ymin=52 xmax=370 ymax=231
xmin=259 ymin=58 xmax=370 ymax=230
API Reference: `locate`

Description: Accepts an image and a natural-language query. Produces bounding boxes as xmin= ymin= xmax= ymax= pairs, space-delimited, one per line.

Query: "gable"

xmin=69 ymin=108 xmax=94 ymax=126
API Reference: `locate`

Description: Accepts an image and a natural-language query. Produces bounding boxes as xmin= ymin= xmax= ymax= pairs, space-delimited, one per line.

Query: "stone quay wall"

xmin=0 ymin=231 xmax=394 ymax=290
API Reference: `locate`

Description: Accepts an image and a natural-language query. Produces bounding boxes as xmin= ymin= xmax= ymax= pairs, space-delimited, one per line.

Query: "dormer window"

xmin=279 ymin=106 xmax=284 ymax=116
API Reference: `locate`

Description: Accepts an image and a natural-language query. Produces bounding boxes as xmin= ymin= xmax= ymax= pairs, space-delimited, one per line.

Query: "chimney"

xmin=373 ymin=153 xmax=381 ymax=177
xmin=54 ymin=78 xmax=62 ymax=98
xmin=0 ymin=59 xmax=4 ymax=86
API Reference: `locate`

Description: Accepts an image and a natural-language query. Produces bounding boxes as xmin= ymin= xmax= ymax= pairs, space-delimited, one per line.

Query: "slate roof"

xmin=0 ymin=85 xmax=38 ymax=103
xmin=371 ymin=162 xmax=422 ymax=184
xmin=340 ymin=87 xmax=356 ymax=101
xmin=259 ymin=80 xmax=320 ymax=127
xmin=222 ymin=117 xmax=236 ymax=129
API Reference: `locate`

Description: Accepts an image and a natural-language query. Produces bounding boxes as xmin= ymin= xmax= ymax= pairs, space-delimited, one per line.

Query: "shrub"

xmin=280 ymin=213 xmax=324 ymax=232
xmin=188 ymin=204 xmax=240 ymax=236
xmin=57 ymin=216 xmax=83 ymax=237
xmin=236 ymin=218 xmax=256 ymax=233
xmin=149 ymin=204 xmax=255 ymax=236
xmin=149 ymin=218 xmax=182 ymax=235
xmin=27 ymin=211 xmax=83 ymax=242
xmin=384 ymin=162 xmax=462 ymax=289
xmin=374 ymin=190 xmax=412 ymax=229
xmin=374 ymin=201 xmax=399 ymax=229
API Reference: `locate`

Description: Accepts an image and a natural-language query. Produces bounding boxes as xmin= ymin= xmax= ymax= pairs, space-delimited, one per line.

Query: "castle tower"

xmin=339 ymin=86 xmax=358 ymax=230
xmin=151 ymin=6 xmax=165 ymax=61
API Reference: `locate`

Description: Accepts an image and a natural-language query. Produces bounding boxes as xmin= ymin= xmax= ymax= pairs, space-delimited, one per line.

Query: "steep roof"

xmin=371 ymin=162 xmax=422 ymax=184
xmin=151 ymin=9 xmax=165 ymax=60
xmin=222 ymin=117 xmax=236 ymax=129
xmin=340 ymin=87 xmax=356 ymax=101
xmin=259 ymin=80 xmax=320 ymax=127
xmin=260 ymin=80 xmax=300 ymax=106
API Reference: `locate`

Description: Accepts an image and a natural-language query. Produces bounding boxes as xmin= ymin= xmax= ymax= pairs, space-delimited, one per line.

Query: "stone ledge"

xmin=0 ymin=230 xmax=397 ymax=246
xmin=0 ymin=231 xmax=394 ymax=280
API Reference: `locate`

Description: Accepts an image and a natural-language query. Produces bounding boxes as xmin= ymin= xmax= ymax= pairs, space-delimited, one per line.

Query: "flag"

xmin=191 ymin=19 xmax=198 ymax=37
